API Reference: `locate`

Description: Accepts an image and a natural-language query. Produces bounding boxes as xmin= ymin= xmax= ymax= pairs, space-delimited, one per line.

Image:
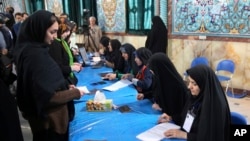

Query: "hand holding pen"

xmin=158 ymin=113 xmax=172 ymax=124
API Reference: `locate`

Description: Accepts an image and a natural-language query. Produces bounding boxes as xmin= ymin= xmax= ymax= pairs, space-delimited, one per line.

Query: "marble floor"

xmin=20 ymin=94 xmax=250 ymax=141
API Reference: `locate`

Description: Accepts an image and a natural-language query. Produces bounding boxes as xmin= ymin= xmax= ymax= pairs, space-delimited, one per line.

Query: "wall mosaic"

xmin=96 ymin=0 xmax=126 ymax=33
xmin=172 ymin=0 xmax=250 ymax=38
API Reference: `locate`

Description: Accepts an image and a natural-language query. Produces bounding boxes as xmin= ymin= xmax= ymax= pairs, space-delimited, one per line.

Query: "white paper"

xmin=136 ymin=122 xmax=180 ymax=141
xmin=77 ymin=86 xmax=90 ymax=93
xmin=92 ymin=57 xmax=101 ymax=62
xmin=102 ymin=79 xmax=133 ymax=91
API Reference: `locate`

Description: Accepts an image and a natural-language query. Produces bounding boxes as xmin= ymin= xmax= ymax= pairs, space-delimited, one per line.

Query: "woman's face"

xmin=122 ymin=52 xmax=129 ymax=60
xmin=44 ymin=22 xmax=58 ymax=44
xmin=108 ymin=42 xmax=113 ymax=52
xmin=187 ymin=76 xmax=200 ymax=96
xmin=135 ymin=56 xmax=142 ymax=66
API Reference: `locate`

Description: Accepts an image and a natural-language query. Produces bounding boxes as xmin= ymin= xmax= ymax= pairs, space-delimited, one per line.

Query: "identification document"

xmin=136 ymin=122 xmax=180 ymax=141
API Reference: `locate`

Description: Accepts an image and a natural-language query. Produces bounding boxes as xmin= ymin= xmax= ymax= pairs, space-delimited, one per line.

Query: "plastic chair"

xmin=231 ymin=112 xmax=247 ymax=125
xmin=183 ymin=57 xmax=209 ymax=80
xmin=190 ymin=57 xmax=209 ymax=67
xmin=215 ymin=59 xmax=235 ymax=96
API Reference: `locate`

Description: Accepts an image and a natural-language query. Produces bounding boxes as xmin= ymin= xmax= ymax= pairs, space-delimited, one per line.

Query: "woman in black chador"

xmin=145 ymin=16 xmax=168 ymax=54
xmin=148 ymin=52 xmax=188 ymax=119
xmin=158 ymin=65 xmax=231 ymax=141
xmin=13 ymin=10 xmax=84 ymax=141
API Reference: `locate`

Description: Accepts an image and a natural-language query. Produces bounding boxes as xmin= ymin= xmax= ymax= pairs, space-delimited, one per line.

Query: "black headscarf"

xmin=13 ymin=10 xmax=67 ymax=118
xmin=147 ymin=53 xmax=188 ymax=119
xmin=16 ymin=10 xmax=56 ymax=44
xmin=108 ymin=39 xmax=124 ymax=72
xmin=145 ymin=16 xmax=168 ymax=54
xmin=185 ymin=65 xmax=230 ymax=141
xmin=120 ymin=43 xmax=138 ymax=75
xmin=99 ymin=36 xmax=111 ymax=60
xmin=134 ymin=47 xmax=152 ymax=66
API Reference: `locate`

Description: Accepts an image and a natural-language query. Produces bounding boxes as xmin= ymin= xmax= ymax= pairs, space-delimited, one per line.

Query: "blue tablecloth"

xmin=70 ymin=66 xmax=185 ymax=141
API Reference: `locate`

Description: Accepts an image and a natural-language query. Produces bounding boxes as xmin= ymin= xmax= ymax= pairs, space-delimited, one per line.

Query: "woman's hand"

xmin=68 ymin=85 xmax=76 ymax=89
xmin=71 ymin=63 xmax=82 ymax=72
xmin=137 ymin=93 xmax=144 ymax=100
xmin=152 ymin=103 xmax=162 ymax=111
xmin=105 ymin=73 xmax=116 ymax=80
xmin=158 ymin=113 xmax=172 ymax=123
xmin=77 ymin=89 xmax=85 ymax=97
xmin=164 ymin=129 xmax=187 ymax=139
xmin=121 ymin=74 xmax=129 ymax=79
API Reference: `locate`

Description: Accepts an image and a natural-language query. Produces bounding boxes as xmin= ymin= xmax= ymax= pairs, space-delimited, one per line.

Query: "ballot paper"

xmin=136 ymin=122 xmax=180 ymax=141
xmin=102 ymin=79 xmax=132 ymax=91
xmin=92 ymin=56 xmax=101 ymax=62
xmin=77 ymin=86 xmax=90 ymax=93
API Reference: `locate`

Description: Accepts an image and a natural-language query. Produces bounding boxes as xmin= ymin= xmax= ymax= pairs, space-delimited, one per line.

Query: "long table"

xmin=70 ymin=66 xmax=186 ymax=141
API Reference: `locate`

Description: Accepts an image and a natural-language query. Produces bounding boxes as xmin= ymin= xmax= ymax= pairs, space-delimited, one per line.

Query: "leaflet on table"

xmin=102 ymin=79 xmax=133 ymax=91
xmin=136 ymin=122 xmax=180 ymax=141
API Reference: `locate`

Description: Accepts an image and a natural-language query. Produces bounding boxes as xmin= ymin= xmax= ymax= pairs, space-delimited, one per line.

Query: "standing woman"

xmin=49 ymin=21 xmax=82 ymax=85
xmin=158 ymin=65 xmax=231 ymax=141
xmin=13 ymin=10 xmax=84 ymax=141
xmin=145 ymin=16 xmax=168 ymax=54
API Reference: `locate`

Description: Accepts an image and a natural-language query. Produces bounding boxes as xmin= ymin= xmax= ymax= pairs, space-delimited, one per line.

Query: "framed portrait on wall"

xmin=96 ymin=0 xmax=126 ymax=33
xmin=45 ymin=0 xmax=63 ymax=17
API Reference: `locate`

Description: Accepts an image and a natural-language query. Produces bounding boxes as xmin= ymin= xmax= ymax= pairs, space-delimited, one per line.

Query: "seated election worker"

xmin=98 ymin=36 xmax=111 ymax=60
xmin=104 ymin=39 xmax=124 ymax=72
xmin=105 ymin=43 xmax=138 ymax=80
xmin=147 ymin=53 xmax=188 ymax=119
xmin=158 ymin=65 xmax=231 ymax=141
xmin=132 ymin=47 xmax=154 ymax=101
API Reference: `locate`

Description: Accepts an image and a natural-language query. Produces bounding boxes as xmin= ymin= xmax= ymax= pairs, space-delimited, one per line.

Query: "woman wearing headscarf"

xmin=147 ymin=53 xmax=188 ymax=121
xmin=99 ymin=36 xmax=111 ymax=60
xmin=145 ymin=16 xmax=168 ymax=54
xmin=158 ymin=65 xmax=231 ymax=141
xmin=105 ymin=43 xmax=138 ymax=80
xmin=104 ymin=39 xmax=124 ymax=72
xmin=13 ymin=10 xmax=84 ymax=141
xmin=49 ymin=21 xmax=82 ymax=85
xmin=132 ymin=47 xmax=154 ymax=100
